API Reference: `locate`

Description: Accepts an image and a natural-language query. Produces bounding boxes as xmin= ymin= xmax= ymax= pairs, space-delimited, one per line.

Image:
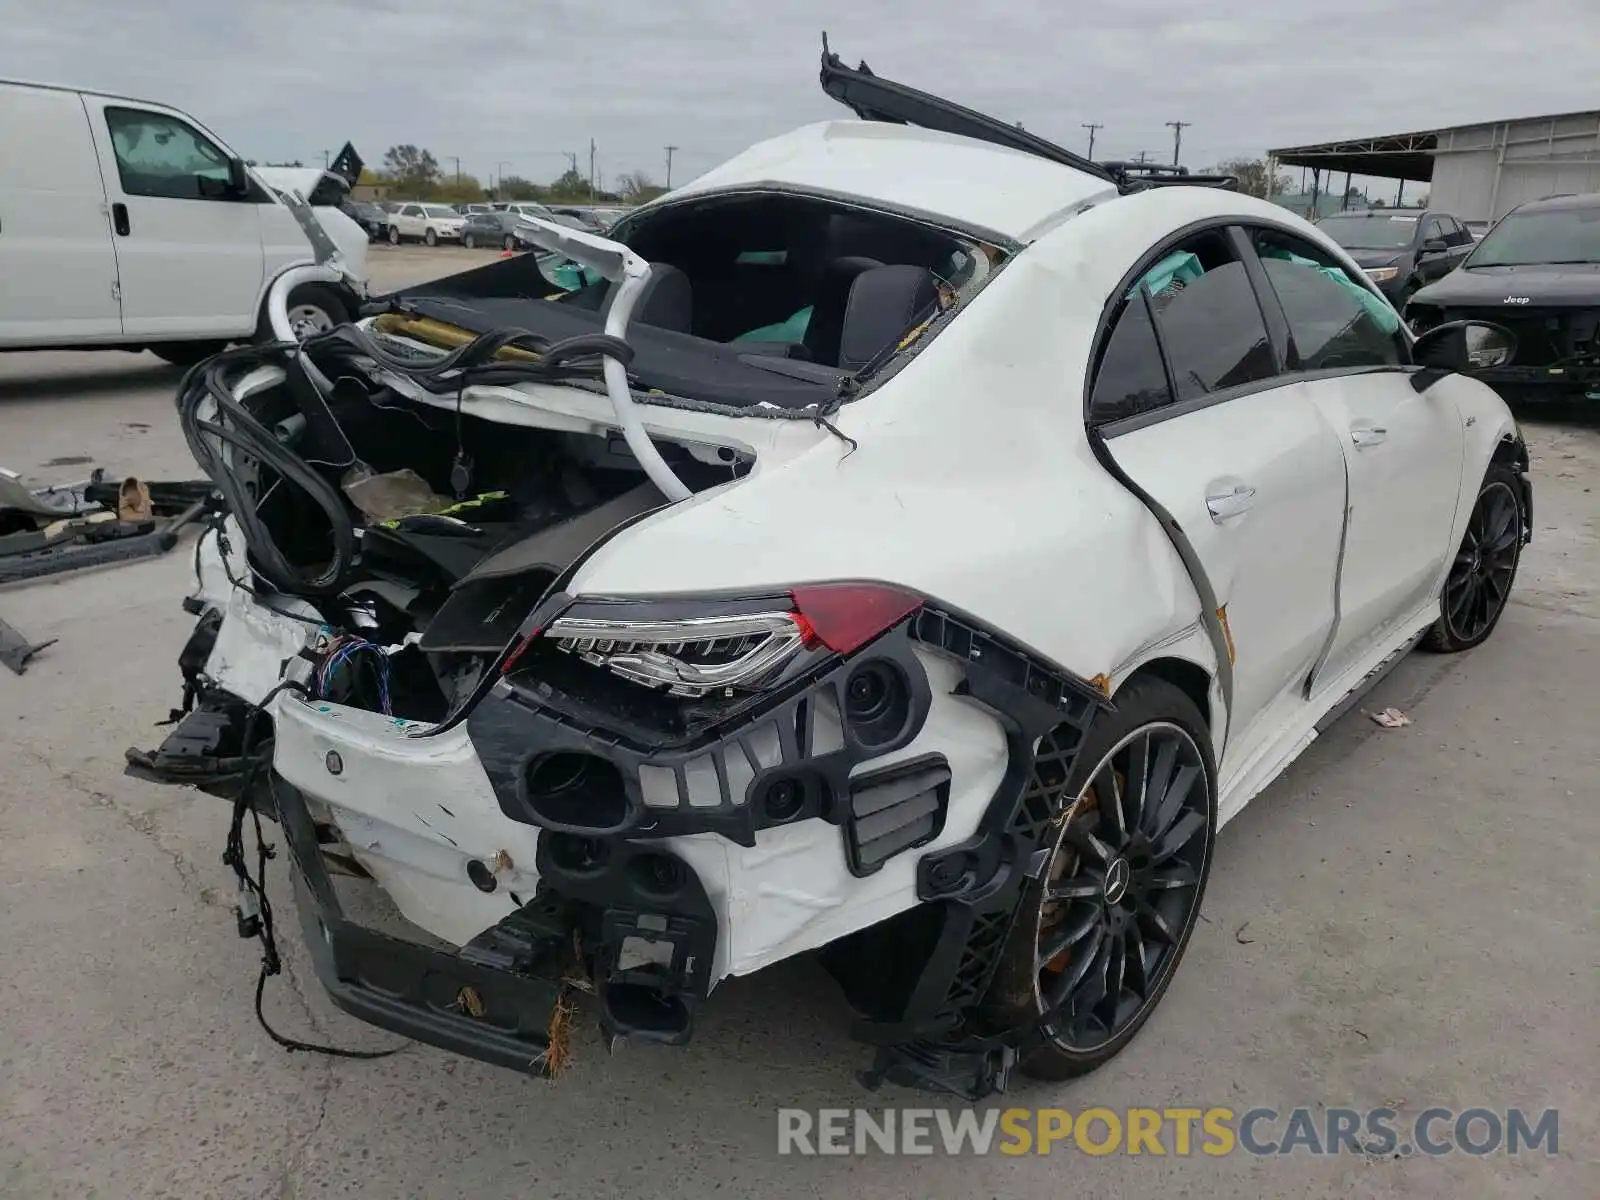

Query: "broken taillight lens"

xmin=535 ymin=583 xmax=923 ymax=698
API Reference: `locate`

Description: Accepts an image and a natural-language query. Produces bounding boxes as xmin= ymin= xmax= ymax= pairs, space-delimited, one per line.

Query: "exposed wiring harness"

xmin=222 ymin=685 xmax=407 ymax=1061
xmin=311 ymin=634 xmax=393 ymax=714
xmin=175 ymin=326 xmax=636 ymax=601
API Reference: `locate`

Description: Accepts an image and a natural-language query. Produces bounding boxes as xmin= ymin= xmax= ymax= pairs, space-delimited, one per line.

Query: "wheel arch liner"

xmin=830 ymin=603 xmax=1115 ymax=1098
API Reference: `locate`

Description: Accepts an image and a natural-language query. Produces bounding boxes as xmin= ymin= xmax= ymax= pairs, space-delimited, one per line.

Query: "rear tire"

xmin=984 ymin=675 xmax=1216 ymax=1081
xmin=151 ymin=341 xmax=228 ymax=367
xmin=462 ymin=233 xmax=476 ymax=249
xmin=1421 ymin=463 xmax=1524 ymax=652
xmin=503 ymin=234 xmax=516 ymax=251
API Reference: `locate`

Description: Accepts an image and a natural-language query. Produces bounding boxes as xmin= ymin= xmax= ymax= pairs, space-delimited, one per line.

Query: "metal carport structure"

xmin=1271 ymin=111 xmax=1600 ymax=222
xmin=1269 ymin=128 xmax=1439 ymax=214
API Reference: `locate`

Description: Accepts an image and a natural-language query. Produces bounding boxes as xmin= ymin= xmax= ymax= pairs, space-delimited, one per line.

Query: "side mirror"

xmin=1412 ymin=319 xmax=1516 ymax=372
xmin=1420 ymin=236 xmax=1448 ymax=256
xmin=227 ymin=157 xmax=250 ymax=196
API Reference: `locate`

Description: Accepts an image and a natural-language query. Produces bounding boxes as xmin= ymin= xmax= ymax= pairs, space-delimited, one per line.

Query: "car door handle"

xmin=1350 ymin=423 xmax=1388 ymax=448
xmin=1205 ymin=484 xmax=1256 ymax=522
xmin=111 ymin=203 xmax=130 ymax=236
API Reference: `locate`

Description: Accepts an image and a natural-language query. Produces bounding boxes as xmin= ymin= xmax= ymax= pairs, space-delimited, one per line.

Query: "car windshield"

xmin=422 ymin=205 xmax=458 ymax=218
xmin=1468 ymin=207 xmax=1600 ymax=266
xmin=1315 ymin=214 xmax=1419 ymax=250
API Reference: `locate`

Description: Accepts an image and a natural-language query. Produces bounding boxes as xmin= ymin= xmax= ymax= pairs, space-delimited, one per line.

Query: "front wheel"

xmin=1422 ymin=463 xmax=1524 ymax=652
xmin=387 ymin=225 xmax=400 ymax=245
xmin=502 ymin=234 xmax=516 ymax=251
xmin=254 ymin=282 xmax=349 ymax=344
xmin=462 ymin=233 xmax=476 ymax=249
xmin=424 ymin=228 xmax=438 ymax=247
xmin=985 ymin=675 xmax=1216 ymax=1081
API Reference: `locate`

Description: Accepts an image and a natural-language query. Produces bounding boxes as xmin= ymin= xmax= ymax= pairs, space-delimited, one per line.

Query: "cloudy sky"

xmin=5 ymin=0 xmax=1598 ymax=193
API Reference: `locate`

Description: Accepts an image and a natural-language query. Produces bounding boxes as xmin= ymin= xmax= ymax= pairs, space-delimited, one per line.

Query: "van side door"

xmin=84 ymin=99 xmax=267 ymax=339
xmin=0 ymin=83 xmax=123 ymax=343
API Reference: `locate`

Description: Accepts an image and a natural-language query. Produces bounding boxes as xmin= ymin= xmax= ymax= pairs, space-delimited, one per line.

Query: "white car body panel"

xmin=666 ymin=120 xmax=1114 ymax=241
xmin=0 ymin=82 xmax=124 ymax=339
xmin=180 ymin=126 xmax=1525 ymax=998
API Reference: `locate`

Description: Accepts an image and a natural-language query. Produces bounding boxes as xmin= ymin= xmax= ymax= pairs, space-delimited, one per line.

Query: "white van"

xmin=0 ymin=79 xmax=369 ymax=365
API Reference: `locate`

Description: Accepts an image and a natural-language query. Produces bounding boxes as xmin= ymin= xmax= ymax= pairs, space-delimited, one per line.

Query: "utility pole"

xmin=1166 ymin=121 xmax=1191 ymax=166
xmin=495 ymin=160 xmax=511 ymax=199
xmin=448 ymin=155 xmax=461 ymax=184
xmin=588 ymin=138 xmax=597 ymax=195
xmin=1080 ymin=123 xmax=1102 ymax=160
xmin=1133 ymin=150 xmax=1150 ymax=166
xmin=321 ymin=149 xmax=331 ymax=169
xmin=664 ymin=144 xmax=678 ymax=189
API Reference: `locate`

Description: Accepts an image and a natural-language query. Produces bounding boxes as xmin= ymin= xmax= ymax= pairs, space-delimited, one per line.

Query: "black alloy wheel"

xmin=1424 ymin=464 xmax=1524 ymax=651
xmin=1034 ymin=721 xmax=1211 ymax=1053
xmin=985 ymin=676 xmax=1216 ymax=1080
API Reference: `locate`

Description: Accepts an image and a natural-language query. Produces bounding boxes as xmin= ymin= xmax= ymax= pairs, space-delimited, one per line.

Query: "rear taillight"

xmin=525 ymin=583 xmax=923 ymax=698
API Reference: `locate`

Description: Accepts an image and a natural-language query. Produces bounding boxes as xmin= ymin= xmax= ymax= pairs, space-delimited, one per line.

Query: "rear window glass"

xmin=1090 ymin=294 xmax=1172 ymax=426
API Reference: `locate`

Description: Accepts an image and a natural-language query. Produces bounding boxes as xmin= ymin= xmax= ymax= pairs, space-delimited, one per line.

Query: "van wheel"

xmin=255 ymin=283 xmax=349 ymax=344
xmin=151 ymin=341 xmax=228 ymax=367
xmin=424 ymin=228 xmax=438 ymax=247
xmin=387 ymin=226 xmax=401 ymax=245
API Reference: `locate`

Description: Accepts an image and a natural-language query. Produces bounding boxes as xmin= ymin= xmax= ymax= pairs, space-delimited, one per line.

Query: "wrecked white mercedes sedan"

xmin=132 ymin=45 xmax=1531 ymax=1097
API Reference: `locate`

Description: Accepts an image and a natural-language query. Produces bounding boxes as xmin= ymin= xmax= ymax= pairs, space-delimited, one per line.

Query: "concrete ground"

xmin=0 ymin=246 xmax=1595 ymax=1199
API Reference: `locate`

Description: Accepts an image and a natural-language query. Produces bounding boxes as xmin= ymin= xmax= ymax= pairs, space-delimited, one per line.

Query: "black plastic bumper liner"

xmin=274 ymin=777 xmax=567 ymax=1073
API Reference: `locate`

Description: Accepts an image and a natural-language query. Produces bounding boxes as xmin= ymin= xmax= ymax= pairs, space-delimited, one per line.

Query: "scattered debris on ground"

xmin=0 ymin=466 xmax=214 ymax=586
xmin=0 ymin=614 xmax=55 ymax=674
xmin=1367 ymin=707 xmax=1413 ymax=728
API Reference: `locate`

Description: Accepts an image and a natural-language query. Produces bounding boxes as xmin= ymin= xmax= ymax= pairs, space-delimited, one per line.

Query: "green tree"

xmin=434 ymin=174 xmax=488 ymax=203
xmin=382 ymin=144 xmax=441 ymax=193
xmin=496 ymin=175 xmax=548 ymax=201
xmin=549 ymin=167 xmax=593 ymax=200
xmin=1215 ymin=156 xmax=1293 ymax=200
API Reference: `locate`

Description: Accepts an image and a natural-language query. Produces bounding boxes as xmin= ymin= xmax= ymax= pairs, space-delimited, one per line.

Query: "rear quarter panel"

xmin=568 ymin=189 xmax=1289 ymax=685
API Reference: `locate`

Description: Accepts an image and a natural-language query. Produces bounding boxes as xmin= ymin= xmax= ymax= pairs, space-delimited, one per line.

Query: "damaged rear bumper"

xmin=273 ymin=774 xmax=566 ymax=1073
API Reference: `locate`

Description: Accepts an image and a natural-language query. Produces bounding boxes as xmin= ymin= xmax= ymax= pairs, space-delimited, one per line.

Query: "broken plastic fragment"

xmin=1367 ymin=707 xmax=1412 ymax=728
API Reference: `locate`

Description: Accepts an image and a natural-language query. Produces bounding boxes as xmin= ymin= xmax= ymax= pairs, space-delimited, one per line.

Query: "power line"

xmin=1080 ymin=123 xmax=1103 ymax=160
xmin=1166 ymin=120 xmax=1191 ymax=166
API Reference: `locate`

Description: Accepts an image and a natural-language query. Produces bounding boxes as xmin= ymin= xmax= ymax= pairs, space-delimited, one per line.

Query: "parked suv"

xmin=1314 ymin=209 xmax=1474 ymax=306
xmin=387 ymin=203 xmax=467 ymax=245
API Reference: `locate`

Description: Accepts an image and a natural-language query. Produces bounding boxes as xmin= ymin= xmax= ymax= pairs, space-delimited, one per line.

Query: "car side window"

xmin=105 ymin=107 xmax=233 ymax=201
xmin=1144 ymin=252 xmax=1276 ymax=404
xmin=1090 ymin=229 xmax=1277 ymax=427
xmin=1089 ymin=292 xmax=1172 ymax=426
xmin=1446 ymin=217 xmax=1471 ymax=246
xmin=1422 ymin=217 xmax=1446 ymax=244
xmin=1250 ymin=228 xmax=1403 ymax=371
xmin=401 ymin=205 xmax=421 ymax=217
